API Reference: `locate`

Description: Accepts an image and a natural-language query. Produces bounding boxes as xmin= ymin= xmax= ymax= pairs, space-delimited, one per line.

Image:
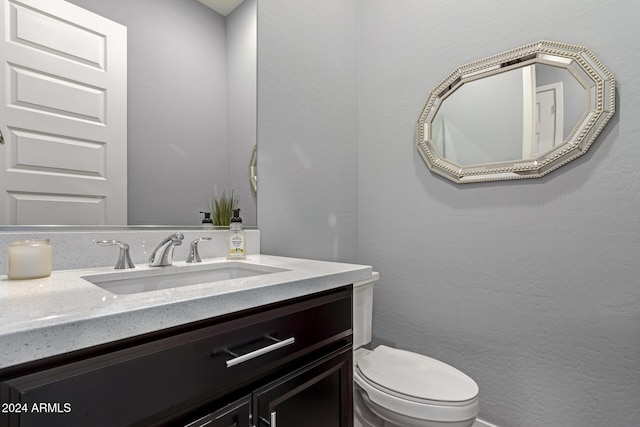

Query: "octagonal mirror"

xmin=416 ymin=40 xmax=615 ymax=184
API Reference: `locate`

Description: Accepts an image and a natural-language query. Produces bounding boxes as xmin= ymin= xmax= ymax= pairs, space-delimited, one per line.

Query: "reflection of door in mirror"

xmin=536 ymin=64 xmax=585 ymax=143
xmin=535 ymin=82 xmax=564 ymax=156
xmin=0 ymin=0 xmax=127 ymax=225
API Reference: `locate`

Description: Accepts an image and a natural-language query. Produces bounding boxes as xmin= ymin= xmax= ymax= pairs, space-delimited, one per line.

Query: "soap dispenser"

xmin=227 ymin=208 xmax=246 ymax=259
xmin=200 ymin=211 xmax=213 ymax=224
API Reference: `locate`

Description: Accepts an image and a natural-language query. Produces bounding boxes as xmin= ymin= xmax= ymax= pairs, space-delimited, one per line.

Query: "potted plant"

xmin=209 ymin=190 xmax=238 ymax=226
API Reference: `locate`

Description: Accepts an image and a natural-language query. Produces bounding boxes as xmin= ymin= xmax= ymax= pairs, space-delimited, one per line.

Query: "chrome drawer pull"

xmin=225 ymin=336 xmax=295 ymax=368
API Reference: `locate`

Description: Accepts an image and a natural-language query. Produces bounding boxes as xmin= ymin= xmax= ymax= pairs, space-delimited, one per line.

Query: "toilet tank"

xmin=352 ymin=272 xmax=379 ymax=349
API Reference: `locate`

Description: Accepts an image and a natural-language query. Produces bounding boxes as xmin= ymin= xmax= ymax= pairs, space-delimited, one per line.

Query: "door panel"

xmin=7 ymin=128 xmax=105 ymax=177
xmin=254 ymin=348 xmax=353 ymax=427
xmin=9 ymin=1 xmax=106 ymax=69
xmin=9 ymin=64 xmax=106 ymax=123
xmin=7 ymin=192 xmax=106 ymax=224
xmin=535 ymin=82 xmax=564 ymax=156
xmin=0 ymin=0 xmax=126 ymax=224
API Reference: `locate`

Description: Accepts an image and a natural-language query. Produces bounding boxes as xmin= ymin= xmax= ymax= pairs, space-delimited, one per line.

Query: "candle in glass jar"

xmin=7 ymin=239 xmax=52 ymax=280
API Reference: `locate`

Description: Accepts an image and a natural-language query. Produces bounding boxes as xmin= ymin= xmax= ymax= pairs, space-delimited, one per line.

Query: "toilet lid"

xmin=356 ymin=346 xmax=479 ymax=403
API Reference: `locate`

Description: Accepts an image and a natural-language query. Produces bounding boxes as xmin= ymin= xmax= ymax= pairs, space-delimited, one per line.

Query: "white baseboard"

xmin=474 ymin=419 xmax=500 ymax=427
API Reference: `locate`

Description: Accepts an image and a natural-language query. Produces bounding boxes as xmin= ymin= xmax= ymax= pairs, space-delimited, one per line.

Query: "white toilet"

xmin=353 ymin=273 xmax=479 ymax=427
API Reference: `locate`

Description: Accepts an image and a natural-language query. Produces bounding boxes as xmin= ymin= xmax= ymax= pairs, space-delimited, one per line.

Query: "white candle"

xmin=7 ymin=239 xmax=52 ymax=280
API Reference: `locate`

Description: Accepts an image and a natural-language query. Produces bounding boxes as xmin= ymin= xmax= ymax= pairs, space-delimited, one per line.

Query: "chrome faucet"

xmin=149 ymin=232 xmax=184 ymax=267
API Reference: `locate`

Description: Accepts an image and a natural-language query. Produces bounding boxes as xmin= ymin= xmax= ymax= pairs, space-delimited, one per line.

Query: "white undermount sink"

xmin=82 ymin=262 xmax=288 ymax=295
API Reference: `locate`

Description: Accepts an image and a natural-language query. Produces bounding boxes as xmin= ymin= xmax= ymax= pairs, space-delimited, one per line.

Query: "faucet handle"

xmin=186 ymin=237 xmax=212 ymax=263
xmin=96 ymin=240 xmax=135 ymax=270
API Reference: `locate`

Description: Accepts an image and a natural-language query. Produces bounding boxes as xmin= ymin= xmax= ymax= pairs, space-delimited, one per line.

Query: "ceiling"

xmin=197 ymin=0 xmax=244 ymax=17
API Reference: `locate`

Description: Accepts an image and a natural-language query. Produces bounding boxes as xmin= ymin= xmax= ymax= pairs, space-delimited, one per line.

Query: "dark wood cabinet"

xmin=0 ymin=286 xmax=353 ymax=427
xmin=183 ymin=347 xmax=353 ymax=427
xmin=254 ymin=347 xmax=352 ymax=427
xmin=184 ymin=395 xmax=251 ymax=427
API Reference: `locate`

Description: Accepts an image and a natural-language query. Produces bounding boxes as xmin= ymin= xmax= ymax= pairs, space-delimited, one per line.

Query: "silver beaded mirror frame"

xmin=416 ymin=40 xmax=615 ymax=184
xmin=249 ymin=144 xmax=257 ymax=195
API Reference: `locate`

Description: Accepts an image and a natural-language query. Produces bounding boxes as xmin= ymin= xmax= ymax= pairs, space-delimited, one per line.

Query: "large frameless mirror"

xmin=0 ymin=0 xmax=257 ymax=227
xmin=416 ymin=40 xmax=615 ymax=184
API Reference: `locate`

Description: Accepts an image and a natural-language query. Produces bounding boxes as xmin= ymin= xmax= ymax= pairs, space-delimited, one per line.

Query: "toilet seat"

xmin=354 ymin=346 xmax=479 ymax=423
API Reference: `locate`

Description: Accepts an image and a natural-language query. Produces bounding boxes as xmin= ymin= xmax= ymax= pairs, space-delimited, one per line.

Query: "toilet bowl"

xmin=353 ymin=274 xmax=479 ymax=427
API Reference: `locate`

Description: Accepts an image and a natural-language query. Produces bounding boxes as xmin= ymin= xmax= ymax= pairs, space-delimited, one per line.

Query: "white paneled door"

xmin=535 ymin=82 xmax=564 ymax=156
xmin=0 ymin=0 xmax=126 ymax=225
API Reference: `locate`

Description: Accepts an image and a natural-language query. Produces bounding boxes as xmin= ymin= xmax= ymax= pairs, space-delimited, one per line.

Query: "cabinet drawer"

xmin=0 ymin=287 xmax=352 ymax=427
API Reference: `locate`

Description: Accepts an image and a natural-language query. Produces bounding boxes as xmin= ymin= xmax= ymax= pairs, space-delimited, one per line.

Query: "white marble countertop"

xmin=0 ymin=255 xmax=372 ymax=369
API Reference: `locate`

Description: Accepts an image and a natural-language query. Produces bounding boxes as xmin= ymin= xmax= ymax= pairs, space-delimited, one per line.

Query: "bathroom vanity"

xmin=0 ymin=255 xmax=371 ymax=427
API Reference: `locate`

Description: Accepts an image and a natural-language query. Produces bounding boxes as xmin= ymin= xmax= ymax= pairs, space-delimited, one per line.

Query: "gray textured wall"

xmin=358 ymin=1 xmax=639 ymax=426
xmin=257 ymin=0 xmax=360 ymax=262
xmin=257 ymin=0 xmax=640 ymax=426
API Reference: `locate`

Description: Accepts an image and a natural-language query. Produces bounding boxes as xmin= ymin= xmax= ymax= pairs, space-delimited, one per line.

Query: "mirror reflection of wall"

xmin=433 ymin=68 xmax=524 ymax=165
xmin=431 ymin=64 xmax=587 ymax=166
xmin=64 ymin=0 xmax=257 ymax=226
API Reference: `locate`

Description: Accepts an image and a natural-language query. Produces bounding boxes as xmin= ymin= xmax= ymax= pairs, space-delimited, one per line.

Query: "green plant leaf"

xmin=210 ymin=189 xmax=238 ymax=226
